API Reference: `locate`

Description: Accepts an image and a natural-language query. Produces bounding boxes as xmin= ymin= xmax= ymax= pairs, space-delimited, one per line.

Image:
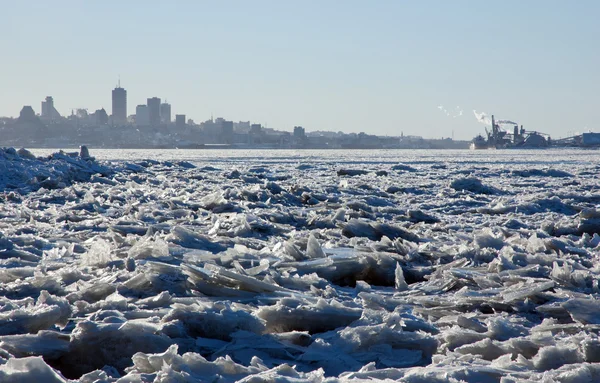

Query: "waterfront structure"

xmin=470 ymin=114 xmax=549 ymax=149
xmin=160 ymin=102 xmax=171 ymax=124
xmin=136 ymin=104 xmax=149 ymax=126
xmin=147 ymin=97 xmax=161 ymax=126
xmin=111 ymin=85 xmax=127 ymax=125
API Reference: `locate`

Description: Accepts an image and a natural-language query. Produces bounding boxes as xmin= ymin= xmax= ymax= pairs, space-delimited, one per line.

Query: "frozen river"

xmin=30 ymin=147 xmax=600 ymax=165
xmin=2 ymin=147 xmax=600 ymax=382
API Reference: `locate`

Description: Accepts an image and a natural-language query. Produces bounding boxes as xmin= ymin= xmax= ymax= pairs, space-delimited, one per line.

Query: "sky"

xmin=1 ymin=0 xmax=598 ymax=139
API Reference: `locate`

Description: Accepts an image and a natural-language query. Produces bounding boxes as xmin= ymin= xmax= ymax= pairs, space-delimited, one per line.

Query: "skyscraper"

xmin=41 ymin=96 xmax=59 ymax=120
xmin=41 ymin=97 xmax=51 ymax=118
xmin=147 ymin=97 xmax=161 ymax=126
xmin=175 ymin=114 xmax=186 ymax=129
xmin=160 ymin=102 xmax=171 ymax=124
xmin=216 ymin=119 xmax=234 ymax=144
xmin=111 ymin=84 xmax=127 ymax=125
xmin=136 ymin=105 xmax=149 ymax=126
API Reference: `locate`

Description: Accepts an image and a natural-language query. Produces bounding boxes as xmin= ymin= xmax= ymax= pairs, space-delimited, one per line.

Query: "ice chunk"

xmin=450 ymin=177 xmax=498 ymax=194
xmin=407 ymin=209 xmax=439 ymax=224
xmin=562 ymin=298 xmax=600 ymax=324
xmin=392 ymin=163 xmax=417 ymax=172
xmin=532 ymin=345 xmax=583 ymax=371
xmin=37 ymin=291 xmax=71 ymax=328
xmin=283 ymin=240 xmax=305 ymax=261
xmin=306 ymin=234 xmax=326 ymax=259
xmin=395 ymin=262 xmax=408 ymax=291
xmin=162 ymin=302 xmax=265 ymax=341
xmin=342 ymin=219 xmax=419 ymax=242
xmin=16 ymin=148 xmax=36 ymax=160
xmin=183 ymin=263 xmax=286 ymax=296
xmin=474 ymin=229 xmax=505 ymax=250
xmin=200 ymin=191 xmax=235 ymax=212
xmin=55 ymin=320 xmax=172 ymax=378
xmin=501 ymin=280 xmax=555 ymax=303
xmin=0 ymin=330 xmax=69 ymax=360
xmin=0 ymin=356 xmax=67 ymax=383
xmin=0 ymin=303 xmax=65 ymax=335
xmin=168 ymin=226 xmax=227 ymax=253
xmin=342 ymin=219 xmax=377 ymax=239
xmin=128 ymin=235 xmax=170 ymax=260
xmin=79 ymin=145 xmax=91 ymax=159
xmin=454 ymin=338 xmax=507 ymax=360
xmin=486 ymin=316 xmax=528 ymax=341
xmin=257 ymin=298 xmax=362 ymax=334
xmin=81 ymin=237 xmax=113 ymax=267
xmin=337 ymin=169 xmax=369 ymax=176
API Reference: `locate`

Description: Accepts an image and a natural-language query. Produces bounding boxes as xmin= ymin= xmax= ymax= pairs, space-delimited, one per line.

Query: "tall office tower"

xmin=160 ymin=102 xmax=171 ymax=123
xmin=175 ymin=114 xmax=186 ymax=129
xmin=217 ymin=119 xmax=234 ymax=144
xmin=41 ymin=96 xmax=59 ymax=120
xmin=147 ymin=97 xmax=161 ymax=126
xmin=111 ymin=83 xmax=127 ymax=125
xmin=136 ymin=104 xmax=149 ymax=126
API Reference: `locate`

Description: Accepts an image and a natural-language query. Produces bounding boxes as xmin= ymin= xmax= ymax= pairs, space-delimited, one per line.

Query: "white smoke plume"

xmin=474 ymin=110 xmax=518 ymax=126
xmin=473 ymin=110 xmax=491 ymax=125
xmin=438 ymin=105 xmax=463 ymax=118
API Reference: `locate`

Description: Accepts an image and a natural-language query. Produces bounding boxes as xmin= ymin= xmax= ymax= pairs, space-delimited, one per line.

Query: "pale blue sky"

xmin=1 ymin=1 xmax=598 ymax=139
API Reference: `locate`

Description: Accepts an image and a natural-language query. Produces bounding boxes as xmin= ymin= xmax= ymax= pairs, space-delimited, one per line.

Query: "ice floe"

xmin=0 ymin=148 xmax=599 ymax=382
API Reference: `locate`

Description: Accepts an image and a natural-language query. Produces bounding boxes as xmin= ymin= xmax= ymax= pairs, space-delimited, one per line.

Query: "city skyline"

xmin=2 ymin=1 xmax=598 ymax=139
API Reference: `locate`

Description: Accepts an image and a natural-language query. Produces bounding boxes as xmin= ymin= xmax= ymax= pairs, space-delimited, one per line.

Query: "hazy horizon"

xmin=2 ymin=1 xmax=598 ymax=140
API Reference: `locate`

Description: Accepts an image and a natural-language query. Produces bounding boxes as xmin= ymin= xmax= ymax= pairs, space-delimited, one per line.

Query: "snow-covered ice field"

xmin=2 ymin=147 xmax=600 ymax=382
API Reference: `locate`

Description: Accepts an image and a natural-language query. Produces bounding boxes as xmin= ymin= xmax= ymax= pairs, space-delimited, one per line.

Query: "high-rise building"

xmin=41 ymin=96 xmax=60 ymax=120
xmin=147 ymin=97 xmax=161 ymax=126
xmin=111 ymin=84 xmax=127 ymax=125
xmin=160 ymin=102 xmax=171 ymax=124
xmin=293 ymin=126 xmax=306 ymax=138
xmin=293 ymin=126 xmax=307 ymax=147
xmin=217 ymin=119 xmax=234 ymax=144
xmin=175 ymin=114 xmax=186 ymax=129
xmin=136 ymin=105 xmax=149 ymax=126
xmin=41 ymin=97 xmax=51 ymax=118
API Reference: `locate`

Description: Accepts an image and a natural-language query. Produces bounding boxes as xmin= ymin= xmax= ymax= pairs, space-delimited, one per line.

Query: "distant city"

xmin=0 ymin=83 xmax=469 ymax=149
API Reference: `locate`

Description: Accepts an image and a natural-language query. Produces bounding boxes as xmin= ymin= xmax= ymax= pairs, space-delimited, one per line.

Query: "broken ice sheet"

xmin=1 ymin=148 xmax=600 ymax=381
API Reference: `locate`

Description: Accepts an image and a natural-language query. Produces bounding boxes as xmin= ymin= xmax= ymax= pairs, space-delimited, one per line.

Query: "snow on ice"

xmin=1 ymin=147 xmax=600 ymax=382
